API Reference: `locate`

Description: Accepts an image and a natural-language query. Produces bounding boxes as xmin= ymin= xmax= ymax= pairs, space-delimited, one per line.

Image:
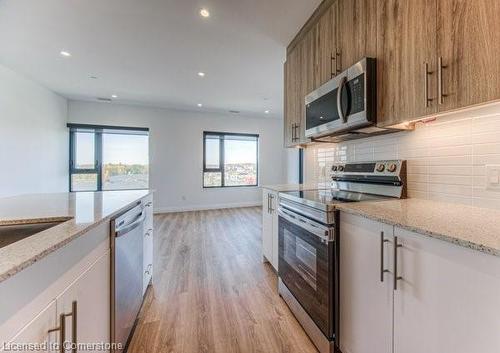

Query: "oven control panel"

xmin=331 ymin=160 xmax=404 ymax=178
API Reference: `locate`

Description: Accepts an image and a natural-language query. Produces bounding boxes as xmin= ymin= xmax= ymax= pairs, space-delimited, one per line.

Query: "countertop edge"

xmin=336 ymin=205 xmax=500 ymax=257
xmin=0 ymin=192 xmax=153 ymax=284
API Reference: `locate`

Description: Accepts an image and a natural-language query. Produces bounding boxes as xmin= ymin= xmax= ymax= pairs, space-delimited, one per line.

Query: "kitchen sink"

xmin=0 ymin=221 xmax=65 ymax=249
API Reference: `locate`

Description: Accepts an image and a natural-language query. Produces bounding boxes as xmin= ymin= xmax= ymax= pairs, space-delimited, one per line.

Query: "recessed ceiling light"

xmin=197 ymin=103 xmax=203 ymax=107
xmin=60 ymin=50 xmax=72 ymax=57
xmin=198 ymin=72 xmax=205 ymax=77
xmin=200 ymin=8 xmax=210 ymax=18
xmin=111 ymin=94 xmax=118 ymax=98
xmin=265 ymin=110 xmax=270 ymax=114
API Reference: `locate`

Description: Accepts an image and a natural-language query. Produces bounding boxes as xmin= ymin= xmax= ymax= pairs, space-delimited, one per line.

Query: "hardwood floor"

xmin=127 ymin=207 xmax=318 ymax=353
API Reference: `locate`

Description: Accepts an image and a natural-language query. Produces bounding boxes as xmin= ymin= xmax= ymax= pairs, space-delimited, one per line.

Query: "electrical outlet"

xmin=486 ymin=165 xmax=500 ymax=190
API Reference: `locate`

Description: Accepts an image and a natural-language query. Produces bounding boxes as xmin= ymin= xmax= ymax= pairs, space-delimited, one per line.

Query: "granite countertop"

xmin=0 ymin=190 xmax=152 ymax=283
xmin=336 ymin=198 xmax=500 ymax=257
xmin=262 ymin=184 xmax=319 ymax=192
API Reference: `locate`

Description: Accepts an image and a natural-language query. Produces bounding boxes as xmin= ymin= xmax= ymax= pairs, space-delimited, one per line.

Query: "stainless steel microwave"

xmin=305 ymin=57 xmax=377 ymax=141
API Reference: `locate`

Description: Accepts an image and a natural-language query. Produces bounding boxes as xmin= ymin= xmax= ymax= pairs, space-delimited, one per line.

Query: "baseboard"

xmin=154 ymin=201 xmax=263 ymax=214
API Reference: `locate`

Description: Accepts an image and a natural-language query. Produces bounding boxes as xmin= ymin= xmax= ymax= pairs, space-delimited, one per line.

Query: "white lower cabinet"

xmin=7 ymin=301 xmax=58 ymax=352
xmin=393 ymin=227 xmax=500 ymax=353
xmin=56 ymin=251 xmax=110 ymax=352
xmin=143 ymin=194 xmax=154 ymax=294
xmin=339 ymin=213 xmax=394 ymax=353
xmin=340 ymin=212 xmax=500 ymax=353
xmin=262 ymin=188 xmax=279 ymax=271
xmin=5 ymin=251 xmax=110 ymax=353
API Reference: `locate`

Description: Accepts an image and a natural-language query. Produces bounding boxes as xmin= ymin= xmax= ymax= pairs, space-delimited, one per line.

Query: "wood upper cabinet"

xmin=313 ymin=2 xmax=338 ymax=88
xmin=376 ymin=0 xmax=438 ymax=127
xmin=437 ymin=0 xmax=500 ymax=112
xmin=283 ymin=46 xmax=302 ymax=148
xmin=298 ymin=30 xmax=315 ymax=144
xmin=337 ymin=0 xmax=377 ymax=72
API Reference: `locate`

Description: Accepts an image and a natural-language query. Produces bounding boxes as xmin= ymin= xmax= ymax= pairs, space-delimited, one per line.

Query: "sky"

xmin=76 ymin=132 xmax=149 ymax=166
xmin=206 ymin=139 xmax=257 ymax=167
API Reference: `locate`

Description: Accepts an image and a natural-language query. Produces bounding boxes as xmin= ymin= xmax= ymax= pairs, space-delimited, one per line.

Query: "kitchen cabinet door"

xmin=437 ymin=0 xmax=500 ymax=112
xmin=297 ymin=31 xmax=315 ymax=145
xmin=314 ymin=2 xmax=338 ymax=88
xmin=56 ymin=251 xmax=110 ymax=352
xmin=7 ymin=301 xmax=58 ymax=352
xmin=143 ymin=195 xmax=154 ymax=294
xmin=270 ymin=191 xmax=279 ymax=271
xmin=283 ymin=47 xmax=301 ymax=148
xmin=262 ymin=189 xmax=273 ymax=264
xmin=376 ymin=0 xmax=438 ymax=127
xmin=337 ymin=0 xmax=377 ymax=72
xmin=393 ymin=228 xmax=500 ymax=353
xmin=339 ymin=213 xmax=394 ymax=353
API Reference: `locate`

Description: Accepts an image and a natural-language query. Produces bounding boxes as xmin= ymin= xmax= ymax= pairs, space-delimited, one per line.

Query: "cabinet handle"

xmin=269 ymin=195 xmax=275 ymax=213
xmin=331 ymin=54 xmax=336 ymax=78
xmin=424 ymin=62 xmax=434 ymax=107
xmin=63 ymin=301 xmax=77 ymax=353
xmin=335 ymin=52 xmax=341 ymax=74
xmin=145 ymin=228 xmax=153 ymax=237
xmin=291 ymin=123 xmax=295 ymax=142
xmin=380 ymin=231 xmax=390 ymax=282
xmin=438 ymin=57 xmax=448 ymax=105
xmin=48 ymin=314 xmax=65 ymax=353
xmin=393 ymin=236 xmax=403 ymax=290
xmin=294 ymin=124 xmax=300 ymax=142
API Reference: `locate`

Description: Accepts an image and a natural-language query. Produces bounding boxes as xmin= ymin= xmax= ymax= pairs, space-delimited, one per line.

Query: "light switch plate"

xmin=486 ymin=165 xmax=500 ymax=190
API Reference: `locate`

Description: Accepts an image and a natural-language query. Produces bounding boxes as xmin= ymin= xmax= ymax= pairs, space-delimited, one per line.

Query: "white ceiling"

xmin=0 ymin=0 xmax=321 ymax=118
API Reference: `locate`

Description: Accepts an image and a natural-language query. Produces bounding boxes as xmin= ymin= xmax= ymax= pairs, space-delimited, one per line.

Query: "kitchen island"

xmin=0 ymin=190 xmax=153 ymax=349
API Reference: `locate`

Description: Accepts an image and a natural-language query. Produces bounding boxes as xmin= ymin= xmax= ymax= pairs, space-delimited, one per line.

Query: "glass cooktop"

xmin=279 ymin=189 xmax=385 ymax=211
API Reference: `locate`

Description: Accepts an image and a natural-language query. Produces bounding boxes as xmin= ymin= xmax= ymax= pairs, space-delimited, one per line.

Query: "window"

xmin=68 ymin=124 xmax=149 ymax=192
xmin=203 ymin=132 xmax=259 ymax=188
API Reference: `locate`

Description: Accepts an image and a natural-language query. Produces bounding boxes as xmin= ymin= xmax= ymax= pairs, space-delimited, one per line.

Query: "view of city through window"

xmin=70 ymin=129 xmax=149 ymax=191
xmin=203 ymin=133 xmax=258 ymax=188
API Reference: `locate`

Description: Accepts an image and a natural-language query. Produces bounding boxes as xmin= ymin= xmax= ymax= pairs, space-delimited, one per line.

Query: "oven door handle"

xmin=278 ymin=208 xmax=334 ymax=242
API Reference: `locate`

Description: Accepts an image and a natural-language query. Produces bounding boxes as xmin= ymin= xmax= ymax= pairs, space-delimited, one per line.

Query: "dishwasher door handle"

xmin=115 ymin=212 xmax=146 ymax=237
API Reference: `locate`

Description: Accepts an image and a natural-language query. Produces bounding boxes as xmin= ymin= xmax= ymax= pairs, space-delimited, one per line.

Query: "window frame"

xmin=68 ymin=123 xmax=150 ymax=192
xmin=202 ymin=131 xmax=259 ymax=189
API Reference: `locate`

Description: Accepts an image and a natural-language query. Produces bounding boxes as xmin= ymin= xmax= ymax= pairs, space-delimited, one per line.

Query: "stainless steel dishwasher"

xmin=110 ymin=202 xmax=145 ymax=353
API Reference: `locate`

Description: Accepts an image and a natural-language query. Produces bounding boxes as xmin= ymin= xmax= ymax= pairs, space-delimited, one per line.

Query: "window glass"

xmin=205 ymin=136 xmax=221 ymax=169
xmin=203 ymin=132 xmax=258 ymax=188
xmin=102 ymin=133 xmax=149 ymax=190
xmin=74 ymin=132 xmax=95 ymax=169
xmin=224 ymin=138 xmax=257 ymax=186
xmin=203 ymin=172 xmax=222 ymax=187
xmin=71 ymin=174 xmax=98 ymax=192
xmin=69 ymin=125 xmax=149 ymax=192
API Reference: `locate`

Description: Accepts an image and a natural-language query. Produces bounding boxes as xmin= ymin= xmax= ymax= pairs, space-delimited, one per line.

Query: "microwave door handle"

xmin=337 ymin=76 xmax=348 ymax=123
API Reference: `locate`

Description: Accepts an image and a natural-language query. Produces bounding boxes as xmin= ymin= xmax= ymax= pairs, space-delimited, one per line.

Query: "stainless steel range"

xmin=277 ymin=160 xmax=406 ymax=353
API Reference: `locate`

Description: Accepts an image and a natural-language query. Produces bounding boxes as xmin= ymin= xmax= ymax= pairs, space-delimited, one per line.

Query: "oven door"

xmin=278 ymin=207 xmax=337 ymax=339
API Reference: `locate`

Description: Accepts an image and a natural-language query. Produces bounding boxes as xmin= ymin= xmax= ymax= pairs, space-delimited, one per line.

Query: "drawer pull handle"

xmin=380 ymin=231 xmax=390 ymax=282
xmin=393 ymin=236 xmax=403 ymax=290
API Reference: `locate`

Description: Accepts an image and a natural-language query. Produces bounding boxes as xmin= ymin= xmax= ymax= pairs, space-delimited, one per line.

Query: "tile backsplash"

xmin=304 ymin=103 xmax=500 ymax=210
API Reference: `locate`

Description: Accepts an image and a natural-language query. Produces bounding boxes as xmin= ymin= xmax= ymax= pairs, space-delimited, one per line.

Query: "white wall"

xmin=0 ymin=64 xmax=68 ymax=198
xmin=304 ymin=103 xmax=500 ymax=210
xmin=68 ymin=101 xmax=286 ymax=212
xmin=284 ymin=148 xmax=300 ymax=184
